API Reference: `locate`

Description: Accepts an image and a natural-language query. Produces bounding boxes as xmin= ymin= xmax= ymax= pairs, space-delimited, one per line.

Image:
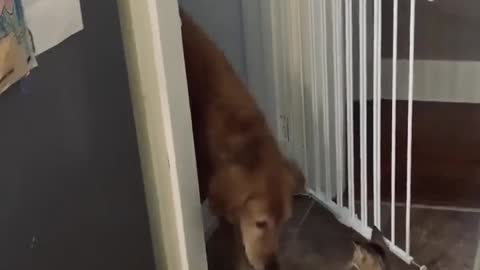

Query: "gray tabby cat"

xmin=349 ymin=227 xmax=389 ymax=270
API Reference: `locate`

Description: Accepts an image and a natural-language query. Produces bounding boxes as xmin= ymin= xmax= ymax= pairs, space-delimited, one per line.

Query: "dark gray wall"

xmin=0 ymin=1 xmax=155 ymax=270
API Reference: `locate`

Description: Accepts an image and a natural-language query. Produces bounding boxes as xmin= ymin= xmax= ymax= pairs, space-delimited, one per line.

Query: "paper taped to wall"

xmin=23 ymin=0 xmax=83 ymax=55
xmin=0 ymin=0 xmax=36 ymax=95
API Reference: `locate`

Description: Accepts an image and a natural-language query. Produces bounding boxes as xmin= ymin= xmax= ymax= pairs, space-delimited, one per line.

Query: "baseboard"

xmin=382 ymin=59 xmax=480 ymax=103
xmin=202 ymin=200 xmax=218 ymax=240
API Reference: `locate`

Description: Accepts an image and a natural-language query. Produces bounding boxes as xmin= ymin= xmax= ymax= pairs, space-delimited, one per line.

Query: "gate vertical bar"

xmin=390 ymin=0 xmax=399 ymax=245
xmin=344 ymin=0 xmax=355 ymax=217
xmin=373 ymin=0 xmax=383 ymax=229
xmin=473 ymin=223 xmax=480 ymax=270
xmin=359 ymin=0 xmax=368 ymax=227
xmin=318 ymin=0 xmax=332 ymax=200
xmin=277 ymin=0 xmax=289 ymax=155
xmin=294 ymin=0 xmax=309 ymax=187
xmin=406 ymin=0 xmax=416 ymax=256
xmin=307 ymin=0 xmax=322 ymax=195
xmin=286 ymin=0 xmax=295 ymax=158
xmin=332 ymin=0 xmax=345 ymax=207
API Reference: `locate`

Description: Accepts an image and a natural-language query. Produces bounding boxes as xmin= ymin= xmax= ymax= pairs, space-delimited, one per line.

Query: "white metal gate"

xmin=266 ymin=0 xmax=420 ymax=265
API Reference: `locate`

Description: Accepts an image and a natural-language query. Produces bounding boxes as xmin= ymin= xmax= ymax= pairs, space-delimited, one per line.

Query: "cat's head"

xmin=349 ymin=227 xmax=388 ymax=270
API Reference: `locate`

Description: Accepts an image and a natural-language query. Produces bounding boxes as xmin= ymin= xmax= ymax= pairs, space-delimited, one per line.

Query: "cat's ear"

xmin=371 ymin=226 xmax=388 ymax=250
xmin=352 ymin=241 xmax=367 ymax=258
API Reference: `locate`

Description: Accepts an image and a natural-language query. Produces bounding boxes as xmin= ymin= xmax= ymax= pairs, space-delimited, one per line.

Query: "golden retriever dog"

xmin=180 ymin=9 xmax=305 ymax=270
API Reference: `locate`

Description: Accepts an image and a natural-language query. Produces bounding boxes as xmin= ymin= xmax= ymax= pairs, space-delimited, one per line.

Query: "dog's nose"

xmin=264 ymin=256 xmax=279 ymax=270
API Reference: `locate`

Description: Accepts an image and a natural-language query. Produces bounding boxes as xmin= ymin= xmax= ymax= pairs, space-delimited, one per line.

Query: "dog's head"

xmin=209 ymin=159 xmax=305 ymax=270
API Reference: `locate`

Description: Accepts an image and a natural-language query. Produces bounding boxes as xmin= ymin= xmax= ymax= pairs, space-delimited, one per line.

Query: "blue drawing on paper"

xmin=0 ymin=0 xmax=36 ymax=66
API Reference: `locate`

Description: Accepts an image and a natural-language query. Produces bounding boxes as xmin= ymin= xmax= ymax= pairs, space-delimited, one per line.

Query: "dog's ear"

xmin=285 ymin=160 xmax=306 ymax=195
xmin=208 ymin=166 xmax=251 ymax=222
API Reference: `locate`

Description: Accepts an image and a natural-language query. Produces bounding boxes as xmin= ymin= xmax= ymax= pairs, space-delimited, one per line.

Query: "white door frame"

xmin=117 ymin=1 xmax=208 ymax=270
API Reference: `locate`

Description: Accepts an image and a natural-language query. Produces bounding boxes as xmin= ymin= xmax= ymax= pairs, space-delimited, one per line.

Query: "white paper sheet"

xmin=23 ymin=0 xmax=83 ymax=55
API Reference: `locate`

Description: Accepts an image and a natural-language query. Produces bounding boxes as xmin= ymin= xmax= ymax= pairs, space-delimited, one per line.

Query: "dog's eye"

xmin=255 ymin=221 xmax=267 ymax=229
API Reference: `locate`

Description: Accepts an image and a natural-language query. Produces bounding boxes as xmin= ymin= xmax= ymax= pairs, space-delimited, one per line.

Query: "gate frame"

xmin=242 ymin=0 xmax=416 ymax=265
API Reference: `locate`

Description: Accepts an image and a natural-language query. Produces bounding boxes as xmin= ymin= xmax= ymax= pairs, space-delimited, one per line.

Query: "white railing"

xmin=266 ymin=0 xmax=421 ymax=265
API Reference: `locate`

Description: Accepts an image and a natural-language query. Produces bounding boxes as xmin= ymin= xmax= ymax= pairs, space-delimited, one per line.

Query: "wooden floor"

xmin=207 ymin=197 xmax=480 ymax=270
xmin=351 ymin=100 xmax=480 ymax=208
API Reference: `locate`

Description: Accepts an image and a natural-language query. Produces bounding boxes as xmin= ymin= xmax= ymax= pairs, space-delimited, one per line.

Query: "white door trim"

xmin=117 ymin=1 xmax=207 ymax=270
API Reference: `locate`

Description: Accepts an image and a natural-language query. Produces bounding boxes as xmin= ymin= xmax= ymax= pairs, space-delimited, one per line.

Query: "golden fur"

xmin=180 ymin=9 xmax=305 ymax=270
